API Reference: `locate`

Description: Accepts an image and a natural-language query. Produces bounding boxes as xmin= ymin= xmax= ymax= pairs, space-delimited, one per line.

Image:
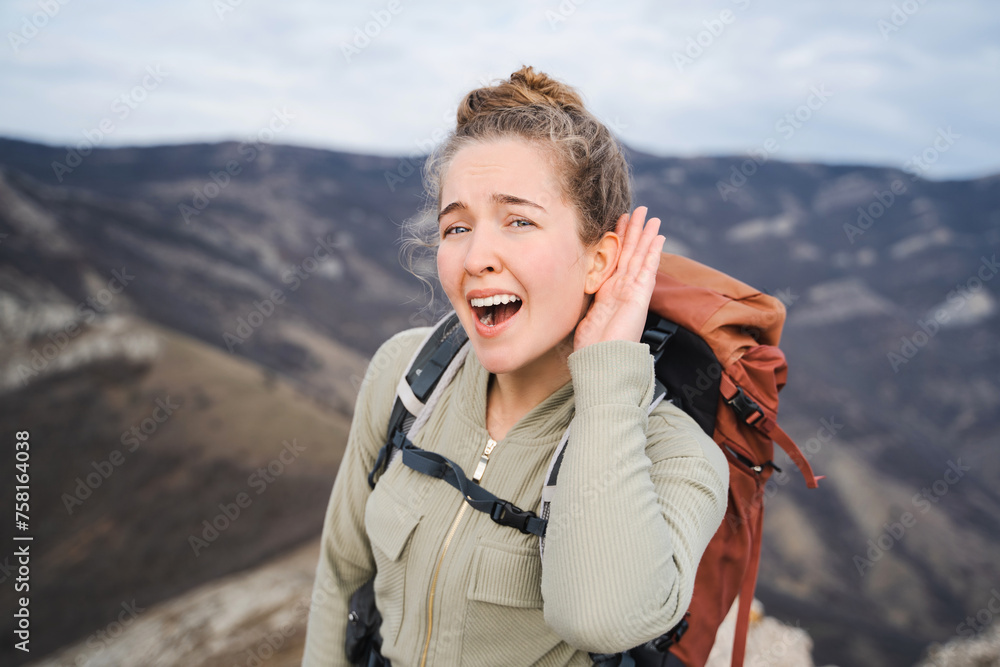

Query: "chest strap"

xmin=396 ymin=431 xmax=547 ymax=537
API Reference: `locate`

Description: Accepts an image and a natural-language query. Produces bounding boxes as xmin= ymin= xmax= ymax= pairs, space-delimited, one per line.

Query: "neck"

xmin=486 ymin=334 xmax=573 ymax=440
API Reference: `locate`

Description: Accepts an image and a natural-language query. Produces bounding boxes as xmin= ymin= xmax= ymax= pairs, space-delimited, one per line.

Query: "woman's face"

xmin=436 ymin=138 xmax=602 ymax=379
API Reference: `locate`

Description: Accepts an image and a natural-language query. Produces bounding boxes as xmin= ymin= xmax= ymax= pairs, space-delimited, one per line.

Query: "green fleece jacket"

xmin=302 ymin=327 xmax=729 ymax=666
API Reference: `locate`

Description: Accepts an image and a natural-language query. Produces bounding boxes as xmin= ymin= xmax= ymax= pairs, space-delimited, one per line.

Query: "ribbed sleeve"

xmin=301 ymin=328 xmax=428 ymax=666
xmin=540 ymin=340 xmax=729 ymax=653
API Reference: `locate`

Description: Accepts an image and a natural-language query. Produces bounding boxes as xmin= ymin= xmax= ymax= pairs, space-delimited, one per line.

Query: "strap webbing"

xmin=369 ymin=310 xmax=547 ymax=536
xmin=641 ymin=314 xmax=679 ymax=364
xmin=756 ymin=418 xmax=824 ymax=489
xmin=731 ymin=506 xmax=764 ymax=667
xmin=590 ymin=652 xmax=637 ymax=666
xmin=719 ymin=375 xmax=823 ymax=489
xmin=368 ymin=312 xmax=467 ymax=488
xmin=407 ymin=317 xmax=467 ymax=401
xmin=399 ymin=437 xmax=547 ymax=537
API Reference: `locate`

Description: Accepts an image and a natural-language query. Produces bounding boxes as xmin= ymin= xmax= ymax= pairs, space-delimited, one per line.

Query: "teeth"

xmin=470 ymin=294 xmax=520 ymax=308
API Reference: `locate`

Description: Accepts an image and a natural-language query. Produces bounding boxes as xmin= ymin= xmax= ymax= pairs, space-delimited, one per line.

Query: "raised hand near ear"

xmin=574 ymin=206 xmax=665 ymax=351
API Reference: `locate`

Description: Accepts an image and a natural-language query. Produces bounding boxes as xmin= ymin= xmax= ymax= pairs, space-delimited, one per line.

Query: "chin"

xmin=469 ymin=342 xmax=522 ymax=376
xmin=454 ymin=306 xmax=576 ymax=378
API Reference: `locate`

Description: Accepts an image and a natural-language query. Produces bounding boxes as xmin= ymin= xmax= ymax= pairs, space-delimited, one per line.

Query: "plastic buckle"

xmin=641 ymin=328 xmax=670 ymax=356
xmin=490 ymin=500 xmax=534 ymax=534
xmin=725 ymin=387 xmax=764 ymax=425
xmin=650 ymin=614 xmax=690 ymax=651
xmin=641 ymin=316 xmax=678 ymax=361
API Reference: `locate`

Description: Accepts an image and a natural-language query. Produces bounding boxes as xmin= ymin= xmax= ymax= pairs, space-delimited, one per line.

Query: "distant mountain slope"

xmin=25 ymin=539 xmax=320 ymax=667
xmin=0 ymin=295 xmax=355 ymax=665
xmin=1 ymin=136 xmax=998 ymax=667
xmin=0 ymin=139 xmax=431 ymax=413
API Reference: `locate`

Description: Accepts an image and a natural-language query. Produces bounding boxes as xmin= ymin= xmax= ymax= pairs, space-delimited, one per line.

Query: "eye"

xmin=510 ymin=218 xmax=535 ymax=229
xmin=442 ymin=224 xmax=470 ymax=237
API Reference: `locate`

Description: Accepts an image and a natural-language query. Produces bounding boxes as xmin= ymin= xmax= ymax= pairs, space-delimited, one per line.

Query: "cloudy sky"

xmin=1 ymin=0 xmax=997 ymax=179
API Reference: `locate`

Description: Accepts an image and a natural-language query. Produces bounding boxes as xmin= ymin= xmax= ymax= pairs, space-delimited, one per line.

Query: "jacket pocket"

xmin=462 ymin=539 xmax=556 ymax=667
xmin=365 ymin=481 xmax=422 ymax=646
xmin=467 ymin=538 xmax=544 ymax=607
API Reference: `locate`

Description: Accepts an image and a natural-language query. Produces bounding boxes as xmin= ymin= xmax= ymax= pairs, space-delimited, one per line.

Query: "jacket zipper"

xmin=472 ymin=437 xmax=498 ymax=482
xmin=419 ymin=436 xmax=497 ymax=667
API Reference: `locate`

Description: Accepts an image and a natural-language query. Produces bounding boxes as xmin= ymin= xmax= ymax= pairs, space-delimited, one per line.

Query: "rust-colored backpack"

xmin=646 ymin=253 xmax=823 ymax=667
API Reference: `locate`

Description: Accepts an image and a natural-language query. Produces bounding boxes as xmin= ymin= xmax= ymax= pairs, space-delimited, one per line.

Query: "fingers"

xmin=616 ymin=207 xmax=643 ymax=269
xmin=609 ymin=207 xmax=665 ymax=304
xmin=616 ymin=206 xmax=648 ymax=274
xmin=645 ymin=233 xmax=666 ymax=280
xmin=624 ymin=210 xmax=663 ymax=284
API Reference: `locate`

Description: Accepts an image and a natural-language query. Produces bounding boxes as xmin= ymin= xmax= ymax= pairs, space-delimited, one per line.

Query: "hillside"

xmin=0 ymin=298 xmax=357 ymax=664
xmin=1 ymin=136 xmax=998 ymax=666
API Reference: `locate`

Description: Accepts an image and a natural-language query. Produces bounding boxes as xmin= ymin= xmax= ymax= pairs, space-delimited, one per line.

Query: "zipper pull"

xmin=472 ymin=437 xmax=498 ymax=483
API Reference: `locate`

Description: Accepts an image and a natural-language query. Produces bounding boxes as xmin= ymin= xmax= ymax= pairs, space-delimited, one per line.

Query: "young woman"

xmin=302 ymin=66 xmax=728 ymax=667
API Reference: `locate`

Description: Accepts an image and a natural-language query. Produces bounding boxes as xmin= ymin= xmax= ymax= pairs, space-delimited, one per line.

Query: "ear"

xmin=584 ymin=231 xmax=621 ymax=295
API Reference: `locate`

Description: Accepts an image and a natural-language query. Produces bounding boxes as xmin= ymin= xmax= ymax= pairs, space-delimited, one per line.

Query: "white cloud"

xmin=0 ymin=0 xmax=997 ymax=179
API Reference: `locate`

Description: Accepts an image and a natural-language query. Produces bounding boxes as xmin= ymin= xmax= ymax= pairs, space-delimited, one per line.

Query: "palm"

xmin=574 ymin=207 xmax=665 ymax=351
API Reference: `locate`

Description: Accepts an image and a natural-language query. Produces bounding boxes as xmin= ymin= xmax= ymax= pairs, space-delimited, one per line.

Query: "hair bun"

xmin=457 ymin=65 xmax=584 ymax=129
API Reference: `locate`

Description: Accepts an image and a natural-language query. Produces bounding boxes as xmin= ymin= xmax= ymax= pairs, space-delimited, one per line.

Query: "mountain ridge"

xmin=1 ymin=136 xmax=997 ymax=666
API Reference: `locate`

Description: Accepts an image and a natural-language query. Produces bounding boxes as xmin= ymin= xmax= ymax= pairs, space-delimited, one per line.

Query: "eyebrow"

xmin=438 ymin=193 xmax=547 ymax=222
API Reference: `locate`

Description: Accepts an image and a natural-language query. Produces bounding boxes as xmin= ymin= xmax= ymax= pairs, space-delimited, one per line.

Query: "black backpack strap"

xmin=368 ymin=312 xmax=467 ymax=488
xmin=367 ymin=310 xmax=545 ymax=535
xmin=405 ymin=313 xmax=469 ymax=402
xmin=590 ymin=652 xmax=637 ymax=666
xmin=589 ymin=614 xmax=689 ymax=666
xmin=399 ymin=438 xmax=547 ymax=537
xmin=641 ymin=313 xmax=679 ymax=364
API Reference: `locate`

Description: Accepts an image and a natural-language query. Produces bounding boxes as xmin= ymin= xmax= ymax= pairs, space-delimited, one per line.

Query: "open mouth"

xmin=470 ymin=294 xmax=522 ymax=327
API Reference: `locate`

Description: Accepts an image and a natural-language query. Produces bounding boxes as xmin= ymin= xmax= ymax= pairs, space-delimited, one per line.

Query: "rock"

xmin=914 ymin=620 xmax=1000 ymax=667
xmin=707 ymin=597 xmax=822 ymax=667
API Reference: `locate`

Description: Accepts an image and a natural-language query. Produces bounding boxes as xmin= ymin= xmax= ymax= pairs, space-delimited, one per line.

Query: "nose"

xmin=463 ymin=226 xmax=501 ymax=275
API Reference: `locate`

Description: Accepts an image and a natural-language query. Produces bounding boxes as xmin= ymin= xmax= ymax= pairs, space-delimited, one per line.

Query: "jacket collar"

xmin=456 ymin=345 xmax=576 ymax=445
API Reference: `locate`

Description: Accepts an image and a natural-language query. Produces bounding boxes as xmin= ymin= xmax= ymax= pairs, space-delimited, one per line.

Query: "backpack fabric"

xmin=367 ymin=252 xmax=822 ymax=667
xmin=642 ymin=253 xmax=822 ymax=667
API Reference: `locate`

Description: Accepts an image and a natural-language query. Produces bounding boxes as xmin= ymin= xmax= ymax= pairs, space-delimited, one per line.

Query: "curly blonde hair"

xmin=402 ymin=65 xmax=633 ymax=287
